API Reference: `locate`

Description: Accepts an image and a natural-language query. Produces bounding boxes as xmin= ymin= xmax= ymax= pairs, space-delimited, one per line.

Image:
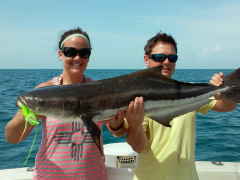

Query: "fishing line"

xmin=18 ymin=102 xmax=39 ymax=165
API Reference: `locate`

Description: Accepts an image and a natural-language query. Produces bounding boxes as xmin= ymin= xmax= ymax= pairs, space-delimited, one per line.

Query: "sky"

xmin=0 ymin=0 xmax=240 ymax=69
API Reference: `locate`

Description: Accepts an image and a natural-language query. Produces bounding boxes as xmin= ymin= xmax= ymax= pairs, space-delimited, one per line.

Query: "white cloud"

xmin=198 ymin=45 xmax=222 ymax=57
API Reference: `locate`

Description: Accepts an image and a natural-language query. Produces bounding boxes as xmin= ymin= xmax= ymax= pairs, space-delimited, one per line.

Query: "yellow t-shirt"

xmin=134 ymin=100 xmax=217 ymax=180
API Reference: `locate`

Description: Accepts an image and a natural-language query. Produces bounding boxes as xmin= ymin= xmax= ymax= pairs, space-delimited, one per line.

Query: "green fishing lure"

xmin=18 ymin=102 xmax=39 ymax=165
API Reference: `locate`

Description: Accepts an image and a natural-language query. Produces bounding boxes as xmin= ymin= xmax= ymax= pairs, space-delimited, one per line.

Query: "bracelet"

xmin=109 ymin=120 xmax=125 ymax=131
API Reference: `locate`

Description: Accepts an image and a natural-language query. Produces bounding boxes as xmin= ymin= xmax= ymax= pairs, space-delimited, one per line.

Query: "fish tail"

xmin=222 ymin=68 xmax=240 ymax=103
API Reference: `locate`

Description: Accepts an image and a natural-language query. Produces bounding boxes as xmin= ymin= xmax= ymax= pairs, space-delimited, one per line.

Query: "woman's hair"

xmin=144 ymin=31 xmax=177 ymax=55
xmin=58 ymin=27 xmax=92 ymax=50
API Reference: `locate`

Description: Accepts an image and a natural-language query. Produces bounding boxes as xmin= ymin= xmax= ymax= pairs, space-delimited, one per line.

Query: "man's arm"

xmin=105 ymin=97 xmax=147 ymax=153
xmin=210 ymin=72 xmax=238 ymax=112
xmin=125 ymin=97 xmax=147 ymax=153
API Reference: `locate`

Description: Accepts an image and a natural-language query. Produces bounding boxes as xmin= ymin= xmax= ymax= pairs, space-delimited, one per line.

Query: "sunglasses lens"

xmin=62 ymin=47 xmax=77 ymax=57
xmin=79 ymin=48 xmax=91 ymax=59
xmin=149 ymin=54 xmax=178 ymax=63
xmin=62 ymin=47 xmax=91 ymax=58
xmin=168 ymin=55 xmax=178 ymax=62
xmin=153 ymin=54 xmax=166 ymax=62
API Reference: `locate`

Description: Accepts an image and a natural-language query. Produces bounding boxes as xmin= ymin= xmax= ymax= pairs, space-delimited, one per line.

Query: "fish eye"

xmin=38 ymin=100 xmax=46 ymax=106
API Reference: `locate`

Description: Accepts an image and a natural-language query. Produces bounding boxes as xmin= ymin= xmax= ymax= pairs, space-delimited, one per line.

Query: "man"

xmin=122 ymin=32 xmax=237 ymax=180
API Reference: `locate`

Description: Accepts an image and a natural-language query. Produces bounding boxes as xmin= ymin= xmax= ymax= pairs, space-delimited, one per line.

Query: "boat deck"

xmin=1 ymin=161 xmax=240 ymax=180
xmin=1 ymin=143 xmax=240 ymax=180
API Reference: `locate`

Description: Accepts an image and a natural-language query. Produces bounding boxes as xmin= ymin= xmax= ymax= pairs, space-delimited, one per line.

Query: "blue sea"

xmin=0 ymin=69 xmax=239 ymax=170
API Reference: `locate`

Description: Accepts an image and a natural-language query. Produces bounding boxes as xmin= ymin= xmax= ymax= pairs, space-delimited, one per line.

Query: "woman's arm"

xmin=105 ymin=110 xmax=129 ymax=137
xmin=5 ymin=80 xmax=53 ymax=143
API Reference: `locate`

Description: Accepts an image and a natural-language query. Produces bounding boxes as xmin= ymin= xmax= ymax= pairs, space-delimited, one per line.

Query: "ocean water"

xmin=0 ymin=69 xmax=239 ymax=170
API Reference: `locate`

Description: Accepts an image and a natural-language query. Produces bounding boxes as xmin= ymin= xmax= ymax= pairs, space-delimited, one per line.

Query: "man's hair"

xmin=144 ymin=32 xmax=177 ymax=55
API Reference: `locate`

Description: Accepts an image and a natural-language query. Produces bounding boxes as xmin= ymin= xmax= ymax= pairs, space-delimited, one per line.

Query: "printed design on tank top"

xmin=54 ymin=122 xmax=93 ymax=161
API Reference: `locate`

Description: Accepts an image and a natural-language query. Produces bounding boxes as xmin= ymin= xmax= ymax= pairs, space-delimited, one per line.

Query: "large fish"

xmin=16 ymin=66 xmax=240 ymax=155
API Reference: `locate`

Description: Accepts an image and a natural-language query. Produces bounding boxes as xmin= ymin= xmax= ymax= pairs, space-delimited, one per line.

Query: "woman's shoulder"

xmin=85 ymin=77 xmax=93 ymax=82
xmin=35 ymin=79 xmax=54 ymax=89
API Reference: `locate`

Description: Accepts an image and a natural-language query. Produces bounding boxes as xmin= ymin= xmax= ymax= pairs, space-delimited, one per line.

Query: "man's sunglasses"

xmin=148 ymin=54 xmax=178 ymax=63
xmin=61 ymin=47 xmax=91 ymax=59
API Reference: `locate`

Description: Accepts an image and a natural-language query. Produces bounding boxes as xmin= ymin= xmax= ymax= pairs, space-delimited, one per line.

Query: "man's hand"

xmin=210 ymin=72 xmax=224 ymax=100
xmin=125 ymin=97 xmax=145 ymax=135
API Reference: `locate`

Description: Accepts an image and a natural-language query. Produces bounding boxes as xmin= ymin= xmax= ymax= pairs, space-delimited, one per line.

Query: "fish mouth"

xmin=16 ymin=91 xmax=30 ymax=109
xmin=16 ymin=98 xmax=28 ymax=109
xmin=16 ymin=100 xmax=22 ymax=108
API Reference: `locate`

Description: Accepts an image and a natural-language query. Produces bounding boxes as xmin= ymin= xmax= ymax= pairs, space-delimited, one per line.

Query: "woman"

xmin=5 ymin=27 xmax=125 ymax=180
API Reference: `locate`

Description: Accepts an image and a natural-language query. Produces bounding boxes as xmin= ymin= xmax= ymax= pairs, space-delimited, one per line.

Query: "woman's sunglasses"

xmin=61 ymin=47 xmax=91 ymax=59
xmin=148 ymin=54 xmax=178 ymax=63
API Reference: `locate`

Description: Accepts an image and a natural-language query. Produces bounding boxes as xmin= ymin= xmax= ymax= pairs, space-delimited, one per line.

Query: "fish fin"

xmin=147 ymin=98 xmax=213 ymax=127
xmin=148 ymin=115 xmax=172 ymax=127
xmin=222 ymin=68 xmax=240 ymax=103
xmin=81 ymin=114 xmax=104 ymax=157
xmin=130 ymin=66 xmax=165 ymax=78
xmin=129 ymin=66 xmax=190 ymax=84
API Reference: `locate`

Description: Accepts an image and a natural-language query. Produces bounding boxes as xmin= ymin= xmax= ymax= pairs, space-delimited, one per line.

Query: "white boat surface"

xmin=0 ymin=142 xmax=240 ymax=180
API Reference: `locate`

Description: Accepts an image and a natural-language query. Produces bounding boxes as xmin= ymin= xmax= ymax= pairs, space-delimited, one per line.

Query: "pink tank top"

xmin=33 ymin=76 xmax=108 ymax=180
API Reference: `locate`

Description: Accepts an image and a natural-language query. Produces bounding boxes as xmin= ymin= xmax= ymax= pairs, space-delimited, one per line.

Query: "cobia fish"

xmin=16 ymin=66 xmax=240 ymax=155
